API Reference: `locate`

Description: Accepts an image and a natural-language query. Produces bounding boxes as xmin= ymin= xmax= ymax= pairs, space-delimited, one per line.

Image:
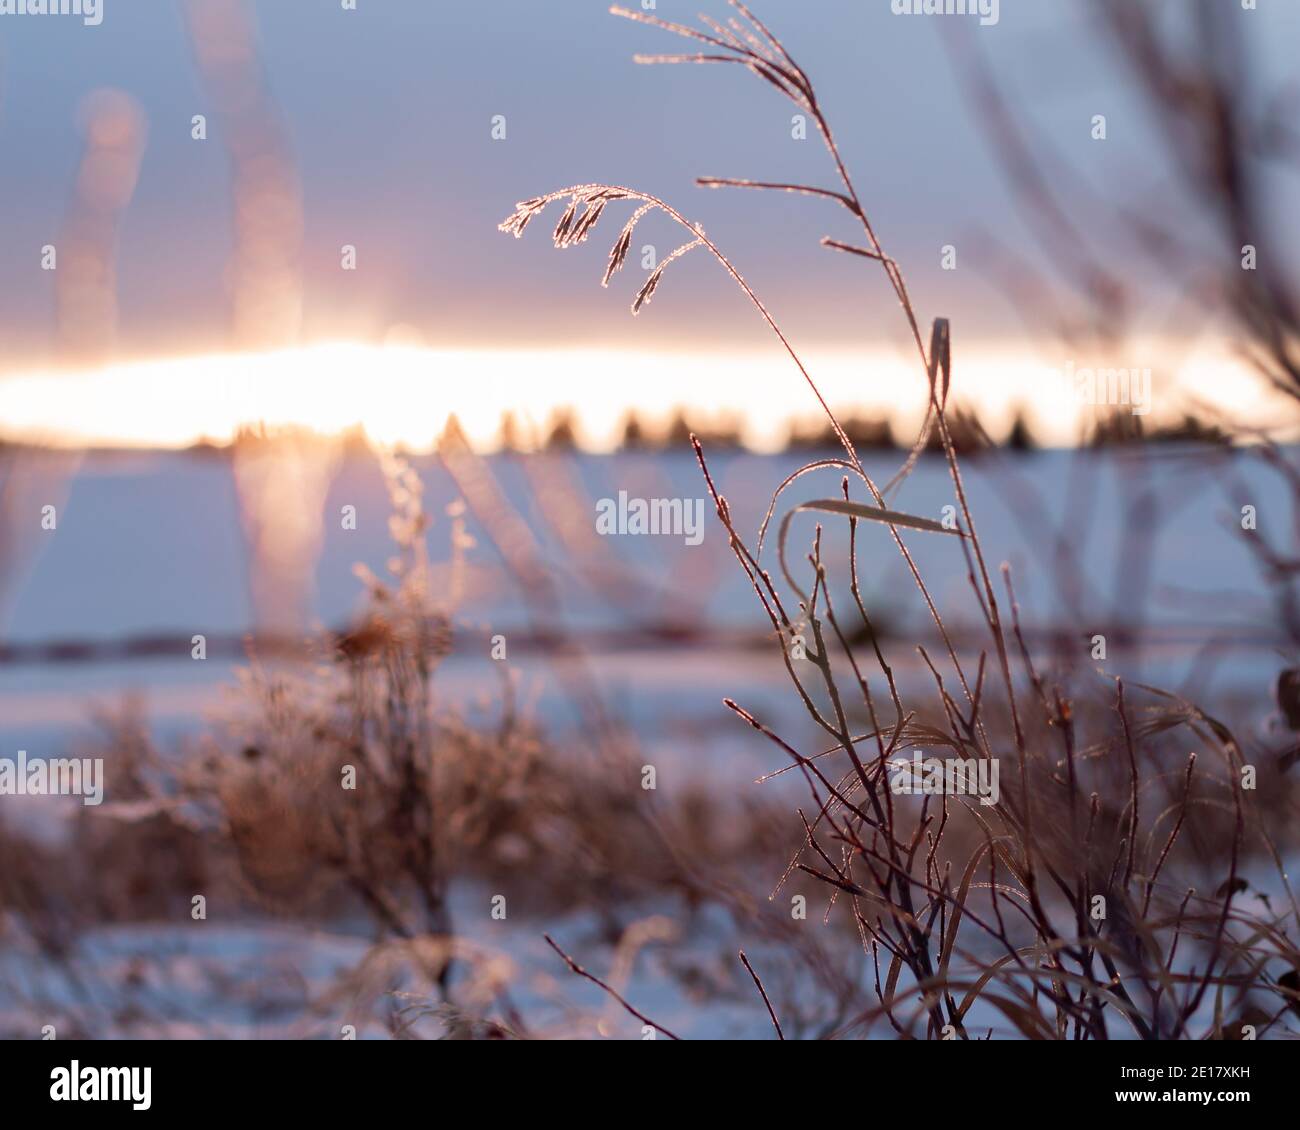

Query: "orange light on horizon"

xmin=0 ymin=338 xmax=1288 ymax=453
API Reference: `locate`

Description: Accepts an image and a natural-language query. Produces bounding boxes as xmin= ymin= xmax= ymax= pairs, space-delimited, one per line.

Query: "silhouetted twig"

xmin=543 ymin=934 xmax=681 ymax=1040
xmin=739 ymin=950 xmax=784 ymax=1040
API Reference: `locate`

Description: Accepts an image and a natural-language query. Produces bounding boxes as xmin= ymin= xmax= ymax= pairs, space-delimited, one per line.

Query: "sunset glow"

xmin=0 ymin=338 xmax=1281 ymax=452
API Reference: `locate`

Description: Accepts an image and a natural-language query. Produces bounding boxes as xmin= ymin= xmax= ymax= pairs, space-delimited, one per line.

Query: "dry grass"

xmin=493 ymin=0 xmax=1300 ymax=1039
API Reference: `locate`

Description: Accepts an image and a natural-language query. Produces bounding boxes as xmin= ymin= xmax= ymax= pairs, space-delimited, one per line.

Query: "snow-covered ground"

xmin=1 ymin=445 xmax=1286 ymax=738
xmin=0 ymin=445 xmax=1291 ymax=1038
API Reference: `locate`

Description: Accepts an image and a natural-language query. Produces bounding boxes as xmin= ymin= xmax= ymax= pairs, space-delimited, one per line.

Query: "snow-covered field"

xmin=0 ymin=444 xmax=1290 ymax=1038
xmin=2 ymin=444 xmax=1285 ymax=740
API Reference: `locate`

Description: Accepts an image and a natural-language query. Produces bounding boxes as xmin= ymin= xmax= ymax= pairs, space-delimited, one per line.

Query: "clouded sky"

xmin=1 ymin=1 xmax=1297 ymax=446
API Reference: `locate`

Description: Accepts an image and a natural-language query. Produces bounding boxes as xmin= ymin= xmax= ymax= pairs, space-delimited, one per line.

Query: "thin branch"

xmin=738 ymin=950 xmax=785 ymax=1040
xmin=697 ymin=176 xmax=861 ymax=215
xmin=543 ymin=934 xmax=681 ymax=1040
xmin=820 ymin=237 xmax=889 ymax=262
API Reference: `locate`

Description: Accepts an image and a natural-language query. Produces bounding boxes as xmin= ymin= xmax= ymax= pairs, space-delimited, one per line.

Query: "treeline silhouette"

xmin=1 ymin=407 xmax=1232 ymax=460
xmin=507 ymin=406 xmax=1231 ymax=454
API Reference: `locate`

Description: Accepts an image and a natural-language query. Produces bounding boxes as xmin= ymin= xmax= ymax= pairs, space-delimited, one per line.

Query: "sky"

xmin=1 ymin=0 xmax=1298 ymax=448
